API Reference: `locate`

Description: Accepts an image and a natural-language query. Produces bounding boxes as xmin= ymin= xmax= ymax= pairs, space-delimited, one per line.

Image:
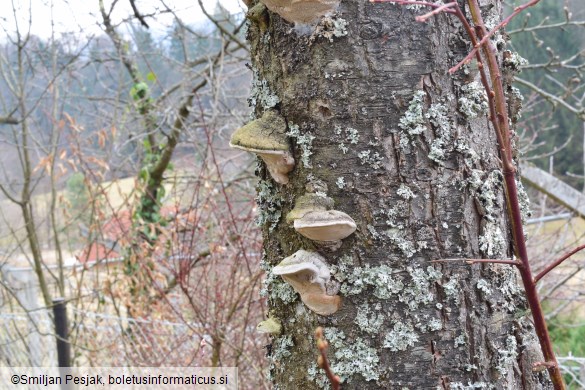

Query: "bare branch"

xmin=129 ymin=0 xmax=150 ymax=28
xmin=534 ymin=244 xmax=585 ymax=284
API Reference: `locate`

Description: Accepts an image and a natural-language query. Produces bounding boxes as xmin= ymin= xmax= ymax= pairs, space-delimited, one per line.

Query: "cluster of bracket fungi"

xmin=230 ymin=110 xmax=356 ymax=327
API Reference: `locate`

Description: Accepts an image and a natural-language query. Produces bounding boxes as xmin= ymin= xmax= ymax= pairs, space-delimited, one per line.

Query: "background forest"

xmin=0 ymin=0 xmax=584 ymax=388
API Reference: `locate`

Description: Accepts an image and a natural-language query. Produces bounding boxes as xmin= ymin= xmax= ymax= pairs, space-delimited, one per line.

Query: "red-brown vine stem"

xmin=450 ymin=0 xmax=542 ymax=73
xmin=466 ymin=2 xmax=563 ymax=387
xmin=369 ymin=0 xmax=570 ymax=388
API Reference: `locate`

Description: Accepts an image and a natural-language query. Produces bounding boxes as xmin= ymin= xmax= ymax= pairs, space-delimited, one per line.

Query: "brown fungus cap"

xmin=229 ymin=110 xmax=294 ymax=184
xmin=286 ymin=193 xmax=334 ymax=224
xmin=230 ymin=110 xmax=289 ymax=151
xmin=260 ymin=0 xmax=340 ymax=24
xmin=293 ymin=210 xmax=356 ymax=242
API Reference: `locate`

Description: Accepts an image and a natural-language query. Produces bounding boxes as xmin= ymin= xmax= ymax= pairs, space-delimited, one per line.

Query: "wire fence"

xmin=0 ymin=312 xmax=56 ymax=367
xmin=1 ymin=310 xmax=584 ymax=387
xmin=0 ymin=309 xmax=208 ymax=368
xmin=559 ymin=356 xmax=585 ymax=389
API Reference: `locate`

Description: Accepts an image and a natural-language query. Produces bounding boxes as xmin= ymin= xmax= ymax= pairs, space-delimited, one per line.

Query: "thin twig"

xmin=315 ymin=327 xmax=341 ymax=390
xmin=432 ymin=258 xmax=521 ymax=266
xmin=534 ymin=244 xmax=585 ymax=284
xmin=450 ymin=0 xmax=541 ymax=73
xmin=416 ymin=2 xmax=458 ymax=21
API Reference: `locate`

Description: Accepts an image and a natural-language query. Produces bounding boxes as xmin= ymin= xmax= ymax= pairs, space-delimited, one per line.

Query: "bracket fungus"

xmin=294 ymin=210 xmax=356 ymax=242
xmin=272 ymin=250 xmax=341 ymax=315
xmin=257 ymin=317 xmax=282 ymax=335
xmin=285 ymin=193 xmax=334 ymax=223
xmin=230 ymin=110 xmax=294 ymax=184
xmin=287 ymin=194 xmax=356 ymax=243
xmin=260 ymin=0 xmax=340 ymax=25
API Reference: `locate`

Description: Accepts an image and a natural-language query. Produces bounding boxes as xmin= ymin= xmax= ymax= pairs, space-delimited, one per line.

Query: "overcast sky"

xmin=1 ymin=0 xmax=246 ymax=40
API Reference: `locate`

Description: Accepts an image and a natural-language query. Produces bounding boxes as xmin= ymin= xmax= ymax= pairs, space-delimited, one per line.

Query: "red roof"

xmin=76 ymin=242 xmax=120 ymax=264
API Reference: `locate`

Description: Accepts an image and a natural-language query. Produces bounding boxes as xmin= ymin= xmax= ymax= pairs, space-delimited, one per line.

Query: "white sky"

xmin=0 ymin=0 xmax=246 ymax=40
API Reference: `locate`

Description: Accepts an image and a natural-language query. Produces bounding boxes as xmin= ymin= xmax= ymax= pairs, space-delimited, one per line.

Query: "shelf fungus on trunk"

xmin=272 ymin=249 xmax=341 ymax=315
xmin=285 ymin=193 xmax=334 ymax=223
xmin=286 ymin=193 xmax=356 ymax=245
xmin=260 ymin=0 xmax=340 ymax=25
xmin=257 ymin=316 xmax=282 ymax=335
xmin=229 ymin=110 xmax=294 ymax=184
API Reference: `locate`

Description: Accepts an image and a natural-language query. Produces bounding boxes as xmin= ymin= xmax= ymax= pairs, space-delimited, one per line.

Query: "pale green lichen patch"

xmin=427 ymin=318 xmax=442 ymax=331
xmin=425 ymin=102 xmax=453 ymax=163
xmin=334 ymin=124 xmax=359 ymax=155
xmin=442 ymin=277 xmax=460 ymax=304
xmin=313 ymin=16 xmax=348 ymax=43
xmin=384 ymin=203 xmax=406 ymax=228
xmin=516 ymin=178 xmax=532 ymax=225
xmin=287 ymin=123 xmax=315 ymax=168
xmin=329 ymin=254 xmax=353 ymax=282
xmin=397 ymin=184 xmax=416 ymax=200
xmin=355 ymin=303 xmax=385 ymax=334
xmin=494 ymin=267 xmax=522 ymax=312
xmin=468 ymin=170 xmax=507 ymax=257
xmin=309 ymin=328 xmax=380 ymax=384
xmin=398 ymin=266 xmax=442 ymax=310
xmin=503 ymin=51 xmax=528 ymax=72
xmin=398 ymin=90 xmax=427 ymax=139
xmin=323 ymin=327 xmax=346 ymax=348
xmin=255 ymin=179 xmax=283 ymax=231
xmin=332 ymin=337 xmax=380 ymax=382
xmin=450 ymin=381 xmax=494 ymax=389
xmin=271 ymin=335 xmax=295 ymax=370
xmin=367 ymin=224 xmax=381 ymax=240
xmin=397 ymin=90 xmax=458 ymax=163
xmin=384 ymin=229 xmax=417 ymax=258
xmin=476 ymin=279 xmax=492 ymax=296
xmin=458 ymin=81 xmax=489 ymax=119
xmin=411 ymin=312 xmax=443 ymax=332
xmin=495 ymin=335 xmax=518 ymax=377
xmin=248 ymin=70 xmax=280 ymax=110
xmin=334 ymin=125 xmax=360 ymax=144
xmin=336 ymin=176 xmax=346 ymax=189
xmin=383 ymin=321 xmax=419 ymax=351
xmin=454 ymin=334 xmax=466 ymax=347
xmin=357 ymin=150 xmax=384 ymax=169
xmin=454 ymin=139 xmax=480 ymax=169
xmin=260 ymin=271 xmax=298 ymax=303
xmin=478 ymin=222 xmax=506 ymax=257
xmin=307 ymin=363 xmax=331 ymax=389
xmin=338 ymin=264 xmax=404 ymax=299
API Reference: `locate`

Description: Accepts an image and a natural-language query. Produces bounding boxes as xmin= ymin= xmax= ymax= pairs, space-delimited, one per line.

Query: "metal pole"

xmin=52 ymin=298 xmax=71 ymax=367
xmin=53 ymin=298 xmax=74 ymax=390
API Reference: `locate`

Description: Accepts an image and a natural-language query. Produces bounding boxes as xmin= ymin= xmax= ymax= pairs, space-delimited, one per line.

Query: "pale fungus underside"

xmin=272 ymin=250 xmax=341 ymax=315
xmin=293 ymin=210 xmax=356 ymax=242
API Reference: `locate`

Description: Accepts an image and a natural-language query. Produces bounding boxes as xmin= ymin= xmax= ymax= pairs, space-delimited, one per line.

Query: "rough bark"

xmin=247 ymin=1 xmax=552 ymax=388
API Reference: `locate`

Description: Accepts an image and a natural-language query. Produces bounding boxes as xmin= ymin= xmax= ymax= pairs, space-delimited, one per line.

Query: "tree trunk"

xmin=247 ymin=1 xmax=552 ymax=388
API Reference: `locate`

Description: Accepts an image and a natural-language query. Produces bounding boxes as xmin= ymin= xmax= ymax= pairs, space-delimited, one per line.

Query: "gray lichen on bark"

xmin=246 ymin=0 xmax=552 ymax=388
